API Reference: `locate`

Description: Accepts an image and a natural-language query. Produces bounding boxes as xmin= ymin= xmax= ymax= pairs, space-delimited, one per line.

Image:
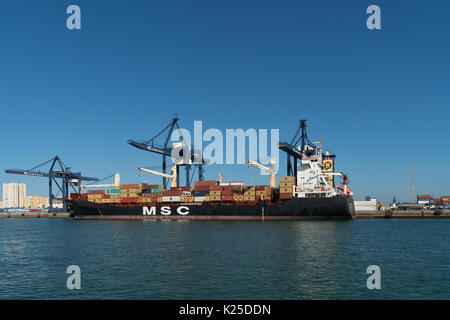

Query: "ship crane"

xmin=246 ymin=157 xmax=277 ymax=188
xmin=321 ymin=172 xmax=353 ymax=196
xmin=138 ymin=165 xmax=178 ymax=188
xmin=4 ymin=156 xmax=98 ymax=212
xmin=81 ymin=173 xmax=120 ymax=191
xmin=127 ymin=115 xmax=209 ymax=188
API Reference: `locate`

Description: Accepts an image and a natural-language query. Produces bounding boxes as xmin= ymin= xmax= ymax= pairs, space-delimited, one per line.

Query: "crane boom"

xmin=81 ymin=173 xmax=120 ymax=190
xmin=247 ymin=158 xmax=277 ymax=188
xmin=138 ymin=165 xmax=177 ymax=188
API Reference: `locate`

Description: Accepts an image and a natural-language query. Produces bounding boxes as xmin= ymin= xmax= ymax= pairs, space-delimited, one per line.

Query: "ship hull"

xmin=67 ymin=197 xmax=355 ymax=220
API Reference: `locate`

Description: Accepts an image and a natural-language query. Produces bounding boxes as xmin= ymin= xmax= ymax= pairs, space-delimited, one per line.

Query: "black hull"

xmin=66 ymin=197 xmax=355 ymax=220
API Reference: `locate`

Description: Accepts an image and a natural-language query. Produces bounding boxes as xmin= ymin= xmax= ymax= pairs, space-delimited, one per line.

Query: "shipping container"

xmin=210 ymin=195 xmax=221 ymax=201
xmin=171 ymin=186 xmax=192 ymax=191
xmin=146 ymin=184 xmax=164 ymax=189
xmin=280 ymin=176 xmax=296 ymax=183
xmin=120 ymin=183 xmax=147 ymax=189
xmin=209 ymin=185 xmax=222 ymax=191
xmin=142 ymin=193 xmax=161 ymax=198
xmin=162 ymin=196 xmax=181 ymax=202
xmin=280 ymin=193 xmax=293 ymax=199
xmin=210 ymin=190 xmax=221 ymax=196
xmin=194 ymin=191 xmax=209 ymax=196
xmin=280 ymin=187 xmax=293 ymax=194
xmin=162 ymin=190 xmax=182 ymax=196
xmin=219 ymin=181 xmax=245 ymax=187
xmin=194 ymin=180 xmax=218 ymax=187
xmin=194 ymin=196 xmax=205 ymax=202
xmin=120 ymin=197 xmax=138 ymax=203
xmin=221 ymin=195 xmax=234 ymax=201
xmin=279 ymin=182 xmax=295 ymax=188
xmin=194 ymin=186 xmax=211 ymax=192
xmin=87 ymin=190 xmax=106 ymax=195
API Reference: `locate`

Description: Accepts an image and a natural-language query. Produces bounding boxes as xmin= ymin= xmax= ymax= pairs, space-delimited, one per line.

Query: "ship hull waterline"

xmin=67 ymin=197 xmax=355 ymax=220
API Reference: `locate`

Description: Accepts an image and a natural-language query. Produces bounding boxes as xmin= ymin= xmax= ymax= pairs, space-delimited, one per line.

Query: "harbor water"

xmin=0 ymin=218 xmax=449 ymax=299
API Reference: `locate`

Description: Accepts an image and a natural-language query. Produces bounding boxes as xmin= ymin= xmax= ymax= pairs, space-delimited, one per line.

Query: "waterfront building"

xmin=2 ymin=183 xmax=26 ymax=208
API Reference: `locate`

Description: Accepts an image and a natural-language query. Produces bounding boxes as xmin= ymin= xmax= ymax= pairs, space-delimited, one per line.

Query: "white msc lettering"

xmin=161 ymin=206 xmax=171 ymax=215
xmin=143 ymin=207 xmax=156 ymax=215
xmin=177 ymin=206 xmax=189 ymax=215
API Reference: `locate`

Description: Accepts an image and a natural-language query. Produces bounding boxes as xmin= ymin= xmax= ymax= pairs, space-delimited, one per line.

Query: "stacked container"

xmin=243 ymin=186 xmax=256 ymax=201
xmin=279 ymin=176 xmax=295 ymax=199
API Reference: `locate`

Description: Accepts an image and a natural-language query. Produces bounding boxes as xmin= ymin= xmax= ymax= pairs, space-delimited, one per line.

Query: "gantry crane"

xmin=127 ymin=115 xmax=208 ymax=188
xmin=247 ymin=157 xmax=277 ymax=188
xmin=138 ymin=165 xmax=177 ymax=188
xmin=278 ymin=120 xmax=318 ymax=182
xmin=4 ymin=156 xmax=98 ymax=212
xmin=81 ymin=173 xmax=120 ymax=191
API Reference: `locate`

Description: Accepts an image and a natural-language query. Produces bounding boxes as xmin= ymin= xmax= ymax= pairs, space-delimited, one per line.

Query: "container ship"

xmin=67 ymin=120 xmax=355 ymax=220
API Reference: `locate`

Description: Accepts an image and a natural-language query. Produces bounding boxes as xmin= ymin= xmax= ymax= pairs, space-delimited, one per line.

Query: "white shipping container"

xmin=162 ymin=196 xmax=181 ymax=202
xmin=194 ymin=196 xmax=205 ymax=202
xmin=220 ymin=181 xmax=245 ymax=187
xmin=181 ymin=191 xmax=192 ymax=196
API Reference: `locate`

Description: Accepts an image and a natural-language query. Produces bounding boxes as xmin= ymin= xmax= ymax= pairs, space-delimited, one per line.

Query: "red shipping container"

xmin=209 ymin=185 xmax=222 ymax=191
xmin=194 ymin=180 xmax=218 ymax=187
xmin=147 ymin=184 xmax=163 ymax=189
xmin=120 ymin=197 xmax=138 ymax=203
xmin=171 ymin=186 xmax=191 ymax=191
xmin=222 ymin=185 xmax=242 ymax=192
xmin=120 ymin=183 xmax=148 ymax=189
xmin=221 ymin=195 xmax=234 ymax=201
xmin=102 ymin=194 xmax=111 ymax=199
xmin=87 ymin=190 xmax=106 ymax=195
xmin=142 ymin=193 xmax=161 ymax=198
xmin=194 ymin=186 xmax=211 ymax=192
xmin=279 ymin=193 xmax=293 ymax=199
xmin=162 ymin=190 xmax=182 ymax=196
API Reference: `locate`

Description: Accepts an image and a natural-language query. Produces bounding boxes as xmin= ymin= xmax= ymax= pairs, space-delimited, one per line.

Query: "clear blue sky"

xmin=1 ymin=0 xmax=449 ymax=203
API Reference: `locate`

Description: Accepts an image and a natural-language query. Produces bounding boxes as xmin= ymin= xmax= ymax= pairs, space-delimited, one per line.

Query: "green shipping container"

xmin=109 ymin=189 xmax=120 ymax=194
xmin=151 ymin=188 xmax=163 ymax=193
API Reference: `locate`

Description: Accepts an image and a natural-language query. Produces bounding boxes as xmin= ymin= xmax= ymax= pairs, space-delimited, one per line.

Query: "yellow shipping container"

xmin=120 ymin=189 xmax=141 ymax=194
xmin=280 ymin=187 xmax=292 ymax=194
xmin=244 ymin=195 xmax=256 ymax=201
xmin=210 ymin=195 xmax=221 ymax=201
xmin=210 ymin=190 xmax=221 ymax=196
xmin=204 ymin=195 xmax=210 ymax=202
xmin=280 ymin=176 xmax=296 ymax=182
xmin=279 ymin=181 xmax=295 ymax=188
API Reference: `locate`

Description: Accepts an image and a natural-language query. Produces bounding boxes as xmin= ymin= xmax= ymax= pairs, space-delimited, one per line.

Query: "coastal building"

xmin=2 ymin=183 xmax=26 ymax=209
xmin=24 ymin=196 xmax=49 ymax=208
xmin=0 ymin=200 xmax=3 ymax=209
xmin=354 ymin=197 xmax=377 ymax=212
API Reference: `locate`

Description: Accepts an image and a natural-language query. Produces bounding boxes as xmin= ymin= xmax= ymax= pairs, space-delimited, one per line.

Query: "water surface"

xmin=0 ymin=218 xmax=448 ymax=299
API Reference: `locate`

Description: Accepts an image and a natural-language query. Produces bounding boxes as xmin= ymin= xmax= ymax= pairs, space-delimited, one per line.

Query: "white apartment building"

xmin=2 ymin=183 xmax=27 ymax=208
